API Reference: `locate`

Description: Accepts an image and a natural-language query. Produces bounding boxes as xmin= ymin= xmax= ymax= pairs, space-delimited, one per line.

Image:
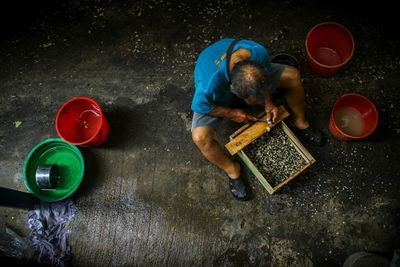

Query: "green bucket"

xmin=23 ymin=138 xmax=84 ymax=202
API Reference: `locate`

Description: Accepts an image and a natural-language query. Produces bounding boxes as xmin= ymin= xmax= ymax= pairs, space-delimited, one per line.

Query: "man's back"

xmin=192 ymin=38 xmax=271 ymax=114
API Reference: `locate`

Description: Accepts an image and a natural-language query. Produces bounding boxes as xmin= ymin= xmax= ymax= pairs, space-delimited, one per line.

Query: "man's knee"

xmin=285 ymin=66 xmax=301 ymax=84
xmin=192 ymin=127 xmax=214 ymax=149
xmin=282 ymin=67 xmax=304 ymax=96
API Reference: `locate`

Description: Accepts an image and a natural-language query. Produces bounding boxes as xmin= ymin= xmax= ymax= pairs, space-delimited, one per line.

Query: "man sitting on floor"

xmin=191 ymin=38 xmax=325 ymax=201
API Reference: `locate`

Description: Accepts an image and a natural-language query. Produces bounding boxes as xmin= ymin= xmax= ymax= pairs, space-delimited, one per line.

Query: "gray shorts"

xmin=191 ymin=63 xmax=286 ymax=131
xmin=191 ymin=112 xmax=224 ymax=130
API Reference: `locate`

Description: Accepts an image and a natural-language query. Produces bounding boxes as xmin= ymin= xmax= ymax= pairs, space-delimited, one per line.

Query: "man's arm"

xmin=209 ymin=106 xmax=256 ymax=124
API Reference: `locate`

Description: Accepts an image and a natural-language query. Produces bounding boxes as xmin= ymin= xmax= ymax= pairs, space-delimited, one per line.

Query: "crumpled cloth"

xmin=27 ymin=198 xmax=77 ymax=267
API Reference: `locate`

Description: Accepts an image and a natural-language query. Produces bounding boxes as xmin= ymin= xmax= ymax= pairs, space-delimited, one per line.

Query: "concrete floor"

xmin=1 ymin=0 xmax=399 ymax=266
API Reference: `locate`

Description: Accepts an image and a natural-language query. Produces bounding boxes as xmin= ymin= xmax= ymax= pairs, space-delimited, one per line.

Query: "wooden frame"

xmin=225 ymin=106 xmax=290 ymax=156
xmin=229 ymin=121 xmax=316 ymax=194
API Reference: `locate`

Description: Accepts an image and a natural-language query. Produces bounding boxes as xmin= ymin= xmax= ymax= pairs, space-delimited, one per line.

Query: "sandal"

xmin=228 ymin=175 xmax=249 ymax=201
xmin=289 ymin=123 xmax=326 ymax=147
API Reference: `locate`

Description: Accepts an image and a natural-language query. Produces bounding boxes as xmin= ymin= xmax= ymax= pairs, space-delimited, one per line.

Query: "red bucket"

xmin=329 ymin=93 xmax=378 ymax=141
xmin=56 ymin=96 xmax=110 ymax=147
xmin=306 ymin=22 xmax=355 ymax=76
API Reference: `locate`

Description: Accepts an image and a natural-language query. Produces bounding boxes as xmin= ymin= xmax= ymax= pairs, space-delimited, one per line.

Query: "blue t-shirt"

xmin=191 ymin=38 xmax=273 ymax=114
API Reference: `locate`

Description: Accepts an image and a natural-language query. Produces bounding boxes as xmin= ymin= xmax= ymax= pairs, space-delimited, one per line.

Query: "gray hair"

xmin=230 ymin=60 xmax=271 ymax=101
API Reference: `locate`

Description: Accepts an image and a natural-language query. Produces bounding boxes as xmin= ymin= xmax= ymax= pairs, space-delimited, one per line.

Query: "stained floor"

xmin=1 ymin=0 xmax=400 ymax=266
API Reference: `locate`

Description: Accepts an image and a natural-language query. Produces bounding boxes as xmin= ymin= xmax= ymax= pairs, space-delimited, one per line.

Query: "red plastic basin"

xmin=306 ymin=22 xmax=355 ymax=76
xmin=56 ymin=96 xmax=110 ymax=147
xmin=329 ymin=93 xmax=378 ymax=141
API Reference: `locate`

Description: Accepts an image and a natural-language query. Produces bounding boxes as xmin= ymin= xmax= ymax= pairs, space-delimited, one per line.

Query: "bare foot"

xmin=294 ymin=119 xmax=310 ymax=130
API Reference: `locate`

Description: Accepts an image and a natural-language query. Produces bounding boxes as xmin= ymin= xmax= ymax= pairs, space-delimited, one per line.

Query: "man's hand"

xmin=229 ymin=109 xmax=256 ymax=124
xmin=265 ymin=104 xmax=279 ymax=124
xmin=264 ymin=94 xmax=279 ymax=124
